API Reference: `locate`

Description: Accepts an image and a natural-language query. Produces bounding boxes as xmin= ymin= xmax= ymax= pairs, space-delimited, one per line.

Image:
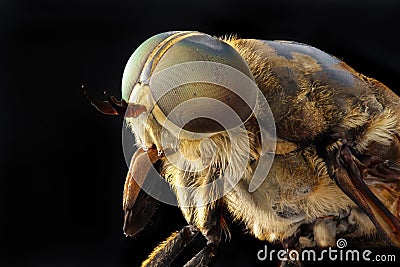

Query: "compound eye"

xmin=149 ymin=33 xmax=257 ymax=135
xmin=121 ymin=31 xmax=183 ymax=102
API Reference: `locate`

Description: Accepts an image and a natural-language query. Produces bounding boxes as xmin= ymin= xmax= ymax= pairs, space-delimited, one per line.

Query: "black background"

xmin=1 ymin=0 xmax=400 ymax=266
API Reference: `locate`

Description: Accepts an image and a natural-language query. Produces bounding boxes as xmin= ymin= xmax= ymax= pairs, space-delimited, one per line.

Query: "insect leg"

xmin=327 ymin=141 xmax=400 ymax=247
xmin=183 ymin=198 xmax=225 ymax=267
xmin=279 ymin=228 xmax=303 ymax=267
xmin=183 ymin=243 xmax=218 ymax=267
xmin=141 ymin=225 xmax=199 ymax=267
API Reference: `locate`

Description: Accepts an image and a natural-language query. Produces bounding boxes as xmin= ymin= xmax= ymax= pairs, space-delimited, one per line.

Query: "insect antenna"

xmin=82 ymin=85 xmax=146 ymax=118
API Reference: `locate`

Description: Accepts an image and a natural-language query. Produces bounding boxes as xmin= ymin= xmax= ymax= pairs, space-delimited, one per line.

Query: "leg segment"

xmin=141 ymin=225 xmax=199 ymax=267
xmin=280 ymin=228 xmax=303 ymax=267
xmin=183 ymin=198 xmax=225 ymax=267
xmin=141 ymin=199 xmax=224 ymax=267
xmin=326 ymin=141 xmax=400 ymax=247
xmin=183 ymin=243 xmax=218 ymax=267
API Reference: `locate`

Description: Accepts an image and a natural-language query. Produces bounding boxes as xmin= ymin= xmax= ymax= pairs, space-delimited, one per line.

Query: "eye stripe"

xmin=139 ymin=31 xmax=203 ymax=83
xmin=138 ymin=32 xmax=184 ymax=84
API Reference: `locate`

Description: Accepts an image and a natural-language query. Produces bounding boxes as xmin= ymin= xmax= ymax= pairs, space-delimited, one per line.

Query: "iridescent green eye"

xmin=121 ymin=31 xmax=181 ymax=101
xmin=122 ymin=31 xmax=257 ymax=134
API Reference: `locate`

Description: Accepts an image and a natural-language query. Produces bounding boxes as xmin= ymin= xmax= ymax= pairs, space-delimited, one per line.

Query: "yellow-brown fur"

xmin=125 ymin=33 xmax=400 ymax=264
xmin=223 ymin=37 xmax=400 ymax=243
